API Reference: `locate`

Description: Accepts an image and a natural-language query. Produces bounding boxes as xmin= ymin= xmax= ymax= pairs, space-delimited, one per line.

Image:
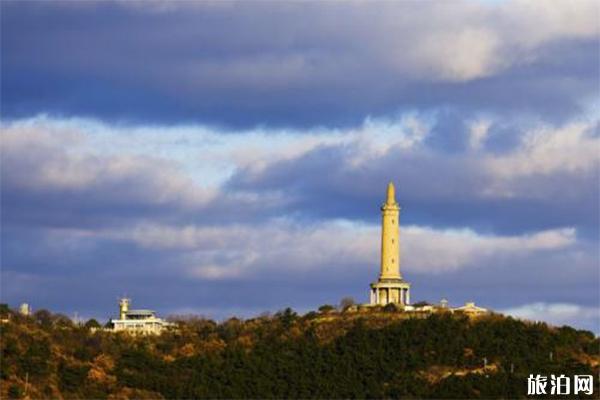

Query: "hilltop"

xmin=1 ymin=305 xmax=598 ymax=399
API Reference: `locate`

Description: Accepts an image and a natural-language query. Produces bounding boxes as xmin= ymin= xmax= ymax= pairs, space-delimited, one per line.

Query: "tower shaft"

xmin=380 ymin=182 xmax=401 ymax=279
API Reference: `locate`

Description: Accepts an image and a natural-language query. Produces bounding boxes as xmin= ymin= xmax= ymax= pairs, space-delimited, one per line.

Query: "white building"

xmin=19 ymin=303 xmax=31 ymax=316
xmin=109 ymin=298 xmax=173 ymax=335
xmin=452 ymin=301 xmax=489 ymax=317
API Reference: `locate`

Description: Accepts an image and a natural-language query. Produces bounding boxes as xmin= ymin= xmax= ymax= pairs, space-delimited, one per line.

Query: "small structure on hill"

xmin=453 ymin=301 xmax=488 ymax=317
xmin=19 ymin=303 xmax=31 ymax=316
xmin=406 ymin=299 xmax=488 ymax=316
xmin=108 ymin=298 xmax=173 ymax=335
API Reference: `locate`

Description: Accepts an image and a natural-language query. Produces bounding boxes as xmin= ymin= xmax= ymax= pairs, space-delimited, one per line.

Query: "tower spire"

xmin=386 ymin=181 xmax=396 ymax=205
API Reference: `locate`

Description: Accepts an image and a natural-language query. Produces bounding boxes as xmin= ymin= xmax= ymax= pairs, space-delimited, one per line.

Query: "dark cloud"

xmin=425 ymin=108 xmax=471 ymax=153
xmin=1 ymin=1 xmax=598 ymax=129
xmin=483 ymin=122 xmax=525 ymax=154
xmin=228 ymin=137 xmax=600 ymax=237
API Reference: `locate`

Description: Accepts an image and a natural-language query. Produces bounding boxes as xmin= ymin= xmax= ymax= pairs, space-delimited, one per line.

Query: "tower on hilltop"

xmin=370 ymin=182 xmax=411 ymax=306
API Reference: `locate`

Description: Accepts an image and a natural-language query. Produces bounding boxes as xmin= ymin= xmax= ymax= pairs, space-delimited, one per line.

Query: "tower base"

xmin=370 ymin=278 xmax=410 ymax=306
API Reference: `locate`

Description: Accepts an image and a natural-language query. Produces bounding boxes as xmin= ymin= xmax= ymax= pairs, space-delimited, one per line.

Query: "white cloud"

xmin=4 ymin=113 xmax=597 ymax=221
xmin=378 ymin=0 xmax=599 ymax=81
xmin=468 ymin=118 xmax=492 ymax=150
xmin=188 ymin=265 xmax=244 ymax=280
xmin=99 ymin=220 xmax=577 ymax=279
xmin=502 ymin=302 xmax=600 ymax=331
xmin=404 ymin=226 xmax=576 ymax=272
xmin=0 ymin=119 xmax=217 ymax=207
xmin=498 ymin=0 xmax=599 ymax=47
xmin=111 ymin=220 xmax=378 ymax=279
xmin=487 ymin=122 xmax=600 ymax=178
xmin=412 ymin=27 xmax=503 ymax=81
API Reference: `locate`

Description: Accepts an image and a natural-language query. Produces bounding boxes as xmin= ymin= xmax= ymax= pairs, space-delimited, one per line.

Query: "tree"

xmin=3 ymin=303 xmax=599 ymax=399
xmin=303 ymin=311 xmax=319 ymax=320
xmin=58 ymin=362 xmax=90 ymax=392
xmin=318 ymin=304 xmax=335 ymax=314
xmin=53 ymin=313 xmax=74 ymax=328
xmin=339 ymin=297 xmax=356 ymax=311
xmin=84 ymin=318 xmax=101 ymax=329
xmin=0 ymin=303 xmax=10 ymax=315
xmin=34 ymin=309 xmax=53 ymax=327
xmin=21 ymin=339 xmax=52 ymax=377
xmin=276 ymin=307 xmax=298 ymax=328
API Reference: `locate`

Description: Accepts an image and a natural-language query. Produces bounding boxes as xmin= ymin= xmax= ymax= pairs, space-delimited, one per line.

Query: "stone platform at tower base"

xmin=370 ymin=278 xmax=411 ymax=306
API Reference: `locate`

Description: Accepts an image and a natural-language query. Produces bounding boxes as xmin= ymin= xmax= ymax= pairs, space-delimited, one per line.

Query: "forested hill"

xmin=1 ymin=305 xmax=599 ymax=399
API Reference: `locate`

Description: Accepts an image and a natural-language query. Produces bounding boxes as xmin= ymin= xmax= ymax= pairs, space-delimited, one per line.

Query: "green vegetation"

xmin=1 ymin=306 xmax=598 ymax=399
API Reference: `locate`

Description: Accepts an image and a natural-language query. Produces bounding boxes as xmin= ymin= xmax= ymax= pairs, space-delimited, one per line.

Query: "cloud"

xmin=468 ymin=118 xmax=492 ymax=150
xmin=229 ymin=116 xmax=599 ymax=236
xmin=70 ymin=220 xmax=575 ymax=279
xmin=2 ymin=0 xmax=597 ymax=127
xmin=0 ymin=119 xmax=288 ymax=229
xmin=2 ymin=129 xmax=201 ymax=201
xmin=404 ymin=226 xmax=576 ymax=272
xmin=1 ymin=115 xmax=597 ymax=331
xmin=502 ymin=302 xmax=600 ymax=333
xmin=486 ymin=122 xmax=599 ymax=179
xmin=1 ymin=136 xmax=205 ymax=231
xmin=4 ymin=211 xmax=595 ymax=329
xmin=122 ymin=0 xmax=599 ymax=83
xmin=3 ymin=113 xmax=597 ymax=239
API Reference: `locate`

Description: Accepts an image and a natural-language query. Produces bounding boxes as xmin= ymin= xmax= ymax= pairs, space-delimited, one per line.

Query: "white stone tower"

xmin=370 ymin=182 xmax=411 ymax=305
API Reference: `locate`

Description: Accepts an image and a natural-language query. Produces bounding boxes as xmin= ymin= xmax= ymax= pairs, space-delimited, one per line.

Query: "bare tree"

xmin=339 ymin=297 xmax=356 ymax=311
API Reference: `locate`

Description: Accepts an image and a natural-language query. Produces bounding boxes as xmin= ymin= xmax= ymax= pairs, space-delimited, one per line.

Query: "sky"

xmin=1 ymin=0 xmax=599 ymax=332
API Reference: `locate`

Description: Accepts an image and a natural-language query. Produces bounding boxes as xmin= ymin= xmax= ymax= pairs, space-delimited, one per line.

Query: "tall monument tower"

xmin=370 ymin=182 xmax=411 ymax=305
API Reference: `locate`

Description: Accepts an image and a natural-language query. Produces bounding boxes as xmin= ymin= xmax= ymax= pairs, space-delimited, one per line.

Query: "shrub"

xmin=7 ymin=384 xmax=23 ymax=399
xmin=318 ymin=305 xmax=336 ymax=313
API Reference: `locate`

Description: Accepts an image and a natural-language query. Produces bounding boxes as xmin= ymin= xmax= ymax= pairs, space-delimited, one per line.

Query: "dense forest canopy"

xmin=1 ymin=304 xmax=598 ymax=399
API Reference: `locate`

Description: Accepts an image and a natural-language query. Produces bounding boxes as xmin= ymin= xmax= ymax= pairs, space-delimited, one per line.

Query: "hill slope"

xmin=1 ymin=307 xmax=598 ymax=399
